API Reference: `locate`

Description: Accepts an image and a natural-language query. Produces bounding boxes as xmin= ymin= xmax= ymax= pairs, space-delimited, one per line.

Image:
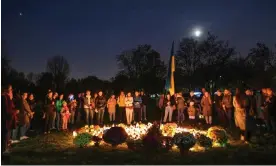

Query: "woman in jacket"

xmin=201 ymin=91 xmax=213 ymax=125
xmin=44 ymin=91 xmax=55 ymax=134
xmin=117 ymin=91 xmax=126 ymax=123
xmin=107 ymin=94 xmax=117 ymax=123
xmin=125 ymin=92 xmax=134 ymax=125
xmin=233 ymin=88 xmax=247 ymax=141
xmin=163 ymin=94 xmax=175 ymax=123
xmin=214 ymin=90 xmax=224 ymax=125
xmin=83 ymin=90 xmax=93 ymax=125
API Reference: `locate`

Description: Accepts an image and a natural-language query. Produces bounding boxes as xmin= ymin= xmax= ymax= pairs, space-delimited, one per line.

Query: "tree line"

xmin=2 ymin=32 xmax=276 ymax=100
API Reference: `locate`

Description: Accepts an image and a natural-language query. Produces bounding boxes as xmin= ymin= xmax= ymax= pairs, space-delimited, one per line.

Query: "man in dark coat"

xmin=1 ymin=85 xmax=19 ymax=154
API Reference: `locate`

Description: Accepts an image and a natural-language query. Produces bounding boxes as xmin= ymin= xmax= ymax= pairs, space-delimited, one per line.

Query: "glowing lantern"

xmin=73 ymin=131 xmax=77 ymax=137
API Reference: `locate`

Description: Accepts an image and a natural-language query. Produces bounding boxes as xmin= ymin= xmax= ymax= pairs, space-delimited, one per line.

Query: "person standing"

xmin=214 ymin=90 xmax=224 ymax=125
xmin=222 ymin=88 xmax=233 ymax=128
xmin=125 ymin=92 xmax=134 ymax=125
xmin=107 ymin=95 xmax=117 ymax=123
xmin=233 ymin=88 xmax=247 ymax=141
xmin=69 ymin=99 xmax=77 ymax=126
xmin=201 ymin=92 xmax=213 ymax=125
xmin=61 ymin=101 xmax=70 ymax=130
xmin=163 ymin=94 xmax=175 ymax=123
xmin=44 ymin=91 xmax=55 ymax=134
xmin=83 ymin=90 xmax=93 ymax=125
xmin=27 ymin=93 xmax=36 ymax=131
xmin=140 ymin=91 xmax=148 ymax=121
xmin=133 ymin=91 xmax=142 ymax=123
xmin=76 ymin=93 xmax=84 ymax=123
xmin=117 ymin=91 xmax=126 ymax=123
xmin=176 ymin=93 xmax=186 ymax=124
xmin=95 ymin=91 xmax=107 ymax=125
xmin=2 ymin=85 xmax=19 ymax=154
xmin=264 ymin=88 xmax=276 ymax=133
xmin=51 ymin=92 xmax=58 ymax=130
xmin=55 ymin=94 xmax=64 ymax=130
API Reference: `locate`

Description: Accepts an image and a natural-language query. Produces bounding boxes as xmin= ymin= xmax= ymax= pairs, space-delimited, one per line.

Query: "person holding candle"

xmin=133 ymin=91 xmax=142 ymax=123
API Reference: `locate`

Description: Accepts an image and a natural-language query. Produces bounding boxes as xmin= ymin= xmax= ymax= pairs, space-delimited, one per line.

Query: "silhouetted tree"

xmin=46 ymin=55 xmax=70 ymax=92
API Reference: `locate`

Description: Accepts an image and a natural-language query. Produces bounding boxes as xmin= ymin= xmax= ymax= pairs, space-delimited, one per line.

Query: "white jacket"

xmin=125 ymin=96 xmax=133 ymax=107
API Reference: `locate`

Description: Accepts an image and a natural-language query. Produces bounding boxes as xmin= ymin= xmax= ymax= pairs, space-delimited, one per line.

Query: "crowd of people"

xmin=2 ymin=84 xmax=276 ymax=154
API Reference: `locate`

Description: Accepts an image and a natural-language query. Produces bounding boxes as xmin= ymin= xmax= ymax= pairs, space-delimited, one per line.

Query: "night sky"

xmin=2 ymin=0 xmax=276 ymax=80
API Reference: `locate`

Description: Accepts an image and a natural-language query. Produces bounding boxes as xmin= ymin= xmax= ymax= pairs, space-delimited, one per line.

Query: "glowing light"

xmin=73 ymin=131 xmax=77 ymax=137
xmin=193 ymin=29 xmax=202 ymax=37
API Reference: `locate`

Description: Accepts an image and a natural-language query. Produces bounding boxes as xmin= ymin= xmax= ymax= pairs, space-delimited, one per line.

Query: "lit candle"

xmin=73 ymin=131 xmax=77 ymax=137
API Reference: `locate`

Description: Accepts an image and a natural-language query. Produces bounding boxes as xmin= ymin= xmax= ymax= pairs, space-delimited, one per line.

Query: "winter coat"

xmin=141 ymin=95 xmax=148 ymax=106
xmin=125 ymin=96 xmax=133 ymax=109
xmin=61 ymin=106 xmax=70 ymax=119
xmin=19 ymin=98 xmax=33 ymax=126
xmin=176 ymin=96 xmax=186 ymax=109
xmin=55 ymin=99 xmax=64 ymax=113
xmin=201 ymin=96 xmax=212 ymax=116
xmin=107 ymin=98 xmax=117 ymax=113
xmin=188 ymin=106 xmax=196 ymax=117
xmin=214 ymin=95 xmax=223 ymax=109
xmin=45 ymin=97 xmax=54 ymax=113
xmin=95 ymin=96 xmax=107 ymax=109
xmin=222 ymin=94 xmax=233 ymax=109
xmin=133 ymin=96 xmax=142 ymax=108
xmin=163 ymin=98 xmax=175 ymax=108
xmin=83 ymin=95 xmax=92 ymax=109
xmin=2 ymin=93 xmax=18 ymax=130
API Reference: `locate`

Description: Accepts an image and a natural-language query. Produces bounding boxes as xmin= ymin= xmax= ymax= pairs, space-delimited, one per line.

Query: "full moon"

xmin=19 ymin=12 xmax=23 ymax=16
xmin=194 ymin=29 xmax=201 ymax=37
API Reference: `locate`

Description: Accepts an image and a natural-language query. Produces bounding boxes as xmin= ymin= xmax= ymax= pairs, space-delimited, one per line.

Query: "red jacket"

xmin=2 ymin=93 xmax=18 ymax=130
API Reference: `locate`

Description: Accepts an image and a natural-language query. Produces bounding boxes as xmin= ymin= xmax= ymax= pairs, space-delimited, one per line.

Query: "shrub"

xmin=103 ymin=127 xmax=128 ymax=146
xmin=73 ymin=133 xmax=92 ymax=147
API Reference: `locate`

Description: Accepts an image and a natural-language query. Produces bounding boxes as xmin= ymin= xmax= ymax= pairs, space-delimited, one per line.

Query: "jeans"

xmin=52 ymin=112 xmax=57 ymax=128
xmin=56 ymin=112 xmax=61 ymax=130
xmin=134 ymin=107 xmax=141 ymax=122
xmin=109 ymin=112 xmax=115 ymax=122
xmin=141 ymin=105 xmax=147 ymax=120
xmin=177 ymin=108 xmax=185 ymax=122
xmin=97 ymin=108 xmax=105 ymax=125
xmin=126 ymin=108 xmax=133 ymax=125
xmin=2 ymin=129 xmax=11 ymax=153
xmin=84 ymin=108 xmax=94 ymax=125
xmin=118 ymin=107 xmax=125 ymax=123
xmin=12 ymin=125 xmax=27 ymax=140
xmin=44 ymin=111 xmax=55 ymax=133
xmin=70 ymin=111 xmax=75 ymax=124
xmin=163 ymin=106 xmax=173 ymax=123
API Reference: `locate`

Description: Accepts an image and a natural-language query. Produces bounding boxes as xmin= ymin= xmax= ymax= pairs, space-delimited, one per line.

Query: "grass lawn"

xmin=3 ymin=126 xmax=276 ymax=165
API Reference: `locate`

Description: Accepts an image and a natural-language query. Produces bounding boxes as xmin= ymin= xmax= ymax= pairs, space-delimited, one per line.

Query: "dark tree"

xmin=46 ymin=55 xmax=70 ymax=92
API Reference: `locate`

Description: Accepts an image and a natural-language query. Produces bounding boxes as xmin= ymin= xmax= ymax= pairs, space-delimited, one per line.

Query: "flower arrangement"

xmin=195 ymin=133 xmax=212 ymax=149
xmin=103 ymin=127 xmax=128 ymax=147
xmin=160 ymin=123 xmax=177 ymax=137
xmin=73 ymin=133 xmax=92 ymax=147
xmin=172 ymin=132 xmax=196 ymax=154
xmin=207 ymin=126 xmax=228 ymax=147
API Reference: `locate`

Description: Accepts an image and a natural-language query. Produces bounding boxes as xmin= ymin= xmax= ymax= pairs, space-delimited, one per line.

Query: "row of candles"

xmin=73 ymin=123 xmax=207 ymax=140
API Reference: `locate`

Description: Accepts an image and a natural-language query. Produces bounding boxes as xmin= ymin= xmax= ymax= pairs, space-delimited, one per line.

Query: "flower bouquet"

xmin=172 ymin=132 xmax=196 ymax=155
xmin=207 ymin=126 xmax=228 ymax=147
xmin=161 ymin=123 xmax=177 ymax=137
xmin=103 ymin=127 xmax=128 ymax=147
xmin=73 ymin=133 xmax=92 ymax=148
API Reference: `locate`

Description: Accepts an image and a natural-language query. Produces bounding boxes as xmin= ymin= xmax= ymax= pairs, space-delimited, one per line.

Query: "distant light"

xmin=194 ymin=30 xmax=201 ymax=37
xmin=19 ymin=12 xmax=23 ymax=16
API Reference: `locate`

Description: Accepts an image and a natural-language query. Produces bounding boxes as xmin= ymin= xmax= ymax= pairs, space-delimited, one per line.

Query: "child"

xmin=61 ymin=101 xmax=71 ymax=130
xmin=107 ymin=95 xmax=117 ymax=123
